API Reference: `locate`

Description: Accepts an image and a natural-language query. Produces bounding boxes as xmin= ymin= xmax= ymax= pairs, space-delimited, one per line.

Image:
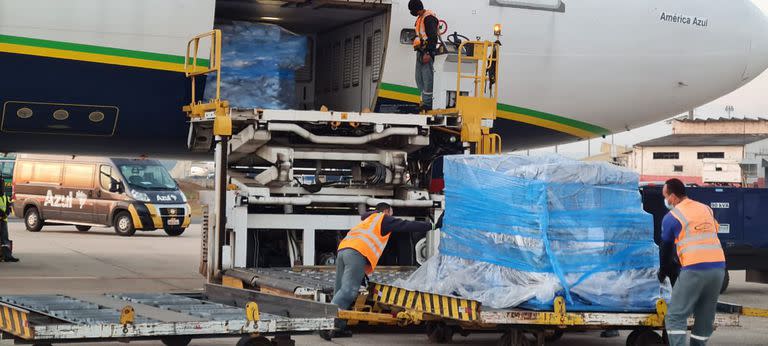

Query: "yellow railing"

xmin=454 ymin=40 xmax=502 ymax=153
xmin=183 ymin=29 xmax=231 ymax=136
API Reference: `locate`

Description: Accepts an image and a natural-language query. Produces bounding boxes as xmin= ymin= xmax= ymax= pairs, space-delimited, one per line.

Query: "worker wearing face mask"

xmin=658 ymin=178 xmax=725 ymax=346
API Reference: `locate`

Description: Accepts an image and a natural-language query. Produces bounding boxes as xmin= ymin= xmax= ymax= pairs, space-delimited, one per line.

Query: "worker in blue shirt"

xmin=658 ymin=179 xmax=725 ymax=346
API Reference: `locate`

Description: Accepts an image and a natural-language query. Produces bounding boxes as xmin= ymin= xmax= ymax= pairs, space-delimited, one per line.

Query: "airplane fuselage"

xmin=0 ymin=0 xmax=766 ymax=157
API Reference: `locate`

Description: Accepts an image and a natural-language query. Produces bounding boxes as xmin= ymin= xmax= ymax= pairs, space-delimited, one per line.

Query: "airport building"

xmin=630 ymin=118 xmax=768 ymax=187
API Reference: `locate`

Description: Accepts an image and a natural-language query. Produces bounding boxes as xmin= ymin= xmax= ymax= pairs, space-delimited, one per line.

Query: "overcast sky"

xmin=526 ymin=0 xmax=768 ymax=158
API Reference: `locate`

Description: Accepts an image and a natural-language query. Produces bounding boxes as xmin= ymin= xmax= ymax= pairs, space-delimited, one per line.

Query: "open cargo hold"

xmin=213 ymin=1 xmax=389 ymax=112
xmin=398 ymin=154 xmax=669 ymax=311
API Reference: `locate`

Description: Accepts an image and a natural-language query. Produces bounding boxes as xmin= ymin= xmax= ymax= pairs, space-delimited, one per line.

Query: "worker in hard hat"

xmin=0 ymin=180 xmax=19 ymax=262
xmin=409 ymin=0 xmax=439 ymax=112
xmin=658 ymin=178 xmax=725 ymax=346
xmin=320 ymin=203 xmax=436 ymax=340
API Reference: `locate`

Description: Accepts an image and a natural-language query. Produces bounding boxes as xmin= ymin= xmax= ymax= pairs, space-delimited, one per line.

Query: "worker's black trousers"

xmin=0 ymin=221 xmax=9 ymax=246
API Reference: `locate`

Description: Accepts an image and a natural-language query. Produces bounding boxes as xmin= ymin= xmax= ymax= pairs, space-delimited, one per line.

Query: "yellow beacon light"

xmin=493 ymin=24 xmax=502 ymax=37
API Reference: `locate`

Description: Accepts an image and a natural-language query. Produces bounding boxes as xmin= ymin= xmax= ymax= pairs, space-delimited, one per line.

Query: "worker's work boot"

xmin=1 ymin=246 xmax=19 ymax=262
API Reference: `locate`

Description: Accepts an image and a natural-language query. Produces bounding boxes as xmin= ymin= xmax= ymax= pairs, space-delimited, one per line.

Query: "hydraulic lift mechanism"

xmin=181 ymin=28 xmax=504 ymax=283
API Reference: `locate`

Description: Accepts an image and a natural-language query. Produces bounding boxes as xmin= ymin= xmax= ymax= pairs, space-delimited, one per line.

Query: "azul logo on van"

xmin=156 ymin=195 xmax=178 ymax=202
xmin=44 ymin=190 xmax=88 ymax=209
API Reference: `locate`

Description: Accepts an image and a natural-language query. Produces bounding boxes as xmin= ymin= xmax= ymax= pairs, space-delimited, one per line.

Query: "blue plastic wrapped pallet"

xmin=397 ymin=154 xmax=669 ymax=312
xmin=204 ymin=22 xmax=307 ymax=109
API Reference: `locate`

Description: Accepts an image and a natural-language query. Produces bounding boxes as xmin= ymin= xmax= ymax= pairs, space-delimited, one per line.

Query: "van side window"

xmin=100 ymin=165 xmax=113 ymax=190
xmin=32 ymin=162 xmax=62 ymax=184
xmin=15 ymin=162 xmax=33 ymax=182
xmin=63 ymin=164 xmax=95 ymax=189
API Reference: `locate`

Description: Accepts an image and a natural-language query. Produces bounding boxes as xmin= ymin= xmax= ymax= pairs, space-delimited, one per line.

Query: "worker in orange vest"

xmin=320 ymin=203 xmax=435 ymax=340
xmin=658 ymin=179 xmax=726 ymax=346
xmin=409 ymin=0 xmax=439 ymax=112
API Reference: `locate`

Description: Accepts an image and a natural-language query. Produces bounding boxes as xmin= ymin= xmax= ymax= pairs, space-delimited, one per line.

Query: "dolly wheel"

xmin=545 ymin=329 xmax=564 ymax=342
xmin=497 ymin=330 xmax=533 ymax=346
xmin=161 ymin=336 xmax=192 ymax=346
xmin=626 ymin=329 xmax=663 ymax=346
xmin=426 ymin=321 xmax=454 ymax=344
xmin=237 ymin=335 xmax=272 ymax=346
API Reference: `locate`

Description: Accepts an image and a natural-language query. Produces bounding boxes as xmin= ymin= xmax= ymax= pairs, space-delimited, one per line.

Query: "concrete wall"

xmin=630 ymin=145 xmax=744 ymax=184
xmin=673 ymin=119 xmax=768 ymax=135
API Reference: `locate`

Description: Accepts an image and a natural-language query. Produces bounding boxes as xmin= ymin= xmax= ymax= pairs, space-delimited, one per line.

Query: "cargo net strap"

xmin=397 ymin=154 xmax=669 ymax=312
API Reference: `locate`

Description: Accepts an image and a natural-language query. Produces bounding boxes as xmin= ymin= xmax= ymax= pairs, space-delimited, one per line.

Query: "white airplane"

xmin=0 ymin=0 xmax=766 ymax=155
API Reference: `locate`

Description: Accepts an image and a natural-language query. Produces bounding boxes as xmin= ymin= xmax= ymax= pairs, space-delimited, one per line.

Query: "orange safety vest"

xmin=338 ymin=212 xmax=391 ymax=275
xmin=668 ymin=199 xmax=726 ymax=267
xmin=413 ymin=10 xmax=438 ymax=50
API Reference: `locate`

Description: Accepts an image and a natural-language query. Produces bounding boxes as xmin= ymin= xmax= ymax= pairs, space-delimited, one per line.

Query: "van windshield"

xmin=117 ymin=164 xmax=178 ymax=190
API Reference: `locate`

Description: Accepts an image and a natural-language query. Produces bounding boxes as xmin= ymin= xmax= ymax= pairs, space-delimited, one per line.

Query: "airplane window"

xmin=490 ymin=0 xmax=565 ymax=12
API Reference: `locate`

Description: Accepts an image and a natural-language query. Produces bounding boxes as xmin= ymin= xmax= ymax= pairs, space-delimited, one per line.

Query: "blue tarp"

xmin=397 ymin=154 xmax=669 ymax=311
xmin=204 ymin=22 xmax=307 ymax=109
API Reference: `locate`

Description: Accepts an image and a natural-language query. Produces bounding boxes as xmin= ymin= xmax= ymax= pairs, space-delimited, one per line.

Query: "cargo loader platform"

xmin=0 ymin=285 xmax=334 ymax=346
xmin=357 ymin=281 xmax=741 ymax=346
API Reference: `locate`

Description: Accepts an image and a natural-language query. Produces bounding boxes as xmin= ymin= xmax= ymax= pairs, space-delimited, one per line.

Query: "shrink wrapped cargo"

xmin=204 ymin=22 xmax=307 ymax=109
xmin=397 ymin=154 xmax=669 ymax=311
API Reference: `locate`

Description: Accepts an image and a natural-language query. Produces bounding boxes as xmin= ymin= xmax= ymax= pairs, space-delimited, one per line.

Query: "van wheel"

xmin=164 ymin=228 xmax=185 ymax=237
xmin=113 ymin=211 xmax=136 ymax=236
xmin=24 ymin=207 xmax=44 ymax=232
xmin=76 ymin=225 xmax=92 ymax=232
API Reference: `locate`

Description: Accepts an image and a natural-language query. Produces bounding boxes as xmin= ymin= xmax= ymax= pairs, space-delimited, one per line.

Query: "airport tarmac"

xmin=0 ymin=221 xmax=766 ymax=345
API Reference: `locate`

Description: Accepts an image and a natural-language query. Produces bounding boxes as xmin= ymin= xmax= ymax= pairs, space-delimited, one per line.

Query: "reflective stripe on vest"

xmin=413 ymin=10 xmax=437 ymax=48
xmin=338 ymin=213 xmax=391 ymax=274
xmin=669 ymin=199 xmax=725 ymax=267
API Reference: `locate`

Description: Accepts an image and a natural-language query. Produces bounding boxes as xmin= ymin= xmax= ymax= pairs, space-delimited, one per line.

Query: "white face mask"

xmin=664 ymin=198 xmax=673 ymax=210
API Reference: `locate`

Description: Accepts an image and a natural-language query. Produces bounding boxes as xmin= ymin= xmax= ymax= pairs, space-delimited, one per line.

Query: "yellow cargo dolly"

xmin=334 ymin=281 xmax=743 ymax=346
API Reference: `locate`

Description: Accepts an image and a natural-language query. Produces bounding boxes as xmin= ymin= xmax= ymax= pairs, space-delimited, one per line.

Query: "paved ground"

xmin=0 ymin=220 xmax=766 ymax=345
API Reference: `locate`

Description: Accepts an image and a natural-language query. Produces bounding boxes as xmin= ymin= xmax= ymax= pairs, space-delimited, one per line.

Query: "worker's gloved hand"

xmin=421 ymin=53 xmax=432 ymax=64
